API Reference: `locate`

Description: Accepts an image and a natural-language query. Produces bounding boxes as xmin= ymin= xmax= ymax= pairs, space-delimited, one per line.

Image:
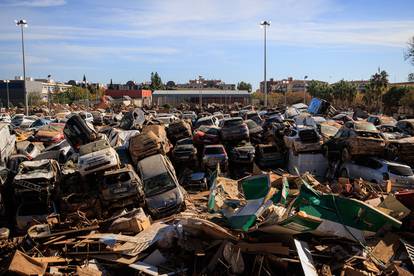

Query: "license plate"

xmin=113 ymin=187 xmax=128 ymax=194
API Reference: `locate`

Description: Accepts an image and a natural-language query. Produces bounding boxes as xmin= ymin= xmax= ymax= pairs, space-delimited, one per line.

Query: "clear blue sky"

xmin=0 ymin=0 xmax=413 ymax=89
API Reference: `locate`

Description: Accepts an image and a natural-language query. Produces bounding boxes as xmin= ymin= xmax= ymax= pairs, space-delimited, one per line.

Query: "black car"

xmin=255 ymin=144 xmax=285 ymax=169
xmin=172 ymin=144 xmax=197 ymax=162
xmin=63 ymin=114 xmax=97 ymax=151
xmin=228 ymin=141 xmax=255 ymax=164
xmin=219 ymin=117 xmax=249 ymax=142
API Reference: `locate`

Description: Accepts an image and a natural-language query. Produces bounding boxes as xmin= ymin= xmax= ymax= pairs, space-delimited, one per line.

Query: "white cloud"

xmin=2 ymin=0 xmax=66 ymax=7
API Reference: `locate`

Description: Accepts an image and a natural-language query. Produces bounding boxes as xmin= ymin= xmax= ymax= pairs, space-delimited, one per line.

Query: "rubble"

xmin=0 ymin=103 xmax=414 ymax=275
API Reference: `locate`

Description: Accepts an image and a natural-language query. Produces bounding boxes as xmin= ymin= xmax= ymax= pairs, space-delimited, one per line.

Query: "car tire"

xmin=341 ymin=147 xmax=351 ymax=162
xmin=340 ymin=169 xmax=349 ymax=178
xmin=322 ymin=145 xmax=329 ymax=157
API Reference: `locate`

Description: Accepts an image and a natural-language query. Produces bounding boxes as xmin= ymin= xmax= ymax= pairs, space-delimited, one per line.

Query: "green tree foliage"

xmin=54 ymin=86 xmax=89 ymax=104
xmin=400 ymin=89 xmax=414 ymax=109
xmin=150 ymin=72 xmax=164 ymax=90
xmin=364 ymin=70 xmax=389 ymax=110
xmin=332 ymin=80 xmax=357 ymax=106
xmin=382 ymin=86 xmax=411 ymax=114
xmin=28 ymin=92 xmax=43 ymax=106
xmin=307 ymin=80 xmax=333 ymax=101
xmin=237 ymin=81 xmax=252 ymax=92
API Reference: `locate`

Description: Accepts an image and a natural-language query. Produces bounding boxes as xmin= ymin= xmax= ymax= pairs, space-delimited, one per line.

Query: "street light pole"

xmin=16 ymin=19 xmax=28 ymax=115
xmin=47 ymin=74 xmax=51 ymax=115
xmin=4 ymin=80 xmax=10 ymax=109
xmin=303 ymin=75 xmax=308 ymax=104
xmin=260 ymin=21 xmax=270 ymax=108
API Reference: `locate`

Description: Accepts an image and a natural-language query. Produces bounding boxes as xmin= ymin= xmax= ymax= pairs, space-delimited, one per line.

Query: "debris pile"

xmin=0 ymin=102 xmax=413 ymax=275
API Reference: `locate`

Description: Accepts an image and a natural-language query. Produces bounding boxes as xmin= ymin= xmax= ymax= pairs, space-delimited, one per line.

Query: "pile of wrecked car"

xmin=0 ymin=102 xmax=413 ymax=275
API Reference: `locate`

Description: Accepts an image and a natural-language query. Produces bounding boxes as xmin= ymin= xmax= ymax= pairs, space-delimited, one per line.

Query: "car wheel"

xmin=340 ymin=169 xmax=349 ymax=178
xmin=322 ymin=145 xmax=329 ymax=157
xmin=341 ymin=147 xmax=351 ymax=162
xmin=386 ymin=144 xmax=398 ymax=160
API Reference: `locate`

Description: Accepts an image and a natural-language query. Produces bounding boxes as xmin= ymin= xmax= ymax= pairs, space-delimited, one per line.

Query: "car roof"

xmin=137 ymin=154 xmax=168 ymax=179
xmin=369 ymin=157 xmax=410 ymax=167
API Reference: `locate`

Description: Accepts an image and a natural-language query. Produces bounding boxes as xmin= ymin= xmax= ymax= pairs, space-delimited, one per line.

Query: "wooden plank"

xmin=372 ymin=233 xmax=400 ymax=264
xmin=33 ymin=256 xmax=71 ymax=263
xmin=235 ymin=242 xmax=289 ymax=256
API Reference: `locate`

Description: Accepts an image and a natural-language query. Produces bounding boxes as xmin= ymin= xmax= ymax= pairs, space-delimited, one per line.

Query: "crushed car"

xmin=323 ymin=121 xmax=385 ymax=161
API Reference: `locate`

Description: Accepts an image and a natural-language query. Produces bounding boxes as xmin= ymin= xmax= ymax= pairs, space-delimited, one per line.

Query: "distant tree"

xmin=307 ymin=80 xmax=333 ymax=101
xmin=237 ymin=81 xmax=252 ymax=92
xmin=364 ymin=70 xmax=389 ymax=111
xmin=400 ymin=89 xmax=414 ymax=109
xmin=382 ymin=86 xmax=411 ymax=114
xmin=332 ymin=80 xmax=357 ymax=106
xmin=405 ymin=36 xmax=414 ymax=66
xmin=150 ymin=72 xmax=164 ymax=90
xmin=409 ymin=73 xmax=414 ymax=82
xmin=109 ymin=79 xmax=113 ymax=89
xmin=28 ymin=92 xmax=43 ymax=107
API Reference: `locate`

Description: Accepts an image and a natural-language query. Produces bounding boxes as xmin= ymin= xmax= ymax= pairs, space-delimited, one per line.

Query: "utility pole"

xmin=260 ymin=20 xmax=270 ymax=108
xmin=16 ymin=19 xmax=28 ymax=115
xmin=303 ymin=75 xmax=308 ymax=104
xmin=4 ymin=80 xmax=10 ymax=109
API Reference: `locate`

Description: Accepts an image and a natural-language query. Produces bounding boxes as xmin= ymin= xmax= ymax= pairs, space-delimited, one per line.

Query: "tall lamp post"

xmin=3 ymin=80 xmax=10 ymax=109
xmin=260 ymin=20 xmax=270 ymax=108
xmin=282 ymin=80 xmax=288 ymax=106
xmin=197 ymin=76 xmax=203 ymax=109
xmin=47 ymin=74 xmax=52 ymax=115
xmin=15 ymin=19 xmax=28 ymax=115
xmin=303 ymin=75 xmax=308 ymax=104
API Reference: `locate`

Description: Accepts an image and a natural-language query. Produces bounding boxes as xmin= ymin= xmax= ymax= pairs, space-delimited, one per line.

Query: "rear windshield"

xmin=199 ymin=126 xmax=219 ymax=135
xmin=388 ymin=165 xmax=413 ymax=176
xmin=224 ymin=118 xmax=243 ymax=127
xmin=105 ymin=171 xmax=131 ymax=184
xmin=262 ymin=146 xmax=277 ymax=153
xmin=204 ymin=147 xmax=224 ymax=155
xmin=196 ymin=118 xmax=213 ymax=127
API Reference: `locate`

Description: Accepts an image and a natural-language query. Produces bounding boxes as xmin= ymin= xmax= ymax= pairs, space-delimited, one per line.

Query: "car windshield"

xmin=224 ymin=118 xmax=243 ymax=127
xmin=355 ymin=122 xmax=377 ymax=132
xmin=205 ymin=147 xmax=224 ymax=155
xmin=321 ymin=125 xmax=339 ymax=137
xmin=246 ymin=120 xmax=258 ymax=129
xmin=144 ymin=172 xmax=176 ymax=196
xmin=388 ymin=165 xmax=413 ymax=176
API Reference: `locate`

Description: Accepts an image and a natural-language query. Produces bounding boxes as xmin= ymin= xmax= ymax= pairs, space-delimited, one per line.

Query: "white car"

xmin=339 ymin=157 xmax=414 ymax=191
xmin=78 ymin=138 xmax=120 ymax=176
xmin=0 ymin=113 xmax=11 ymax=123
xmin=68 ymin=111 xmax=94 ymax=124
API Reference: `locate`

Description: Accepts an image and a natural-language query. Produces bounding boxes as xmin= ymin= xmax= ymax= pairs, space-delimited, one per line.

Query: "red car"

xmin=193 ymin=125 xmax=221 ymax=145
xmin=34 ymin=123 xmax=65 ymax=145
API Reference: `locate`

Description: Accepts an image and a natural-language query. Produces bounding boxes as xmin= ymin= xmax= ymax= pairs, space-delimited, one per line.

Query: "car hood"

xmin=145 ymin=187 xmax=182 ymax=210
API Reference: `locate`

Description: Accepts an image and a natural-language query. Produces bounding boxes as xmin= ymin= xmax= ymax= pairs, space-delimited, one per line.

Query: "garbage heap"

xmin=2 ymin=169 xmax=414 ymax=276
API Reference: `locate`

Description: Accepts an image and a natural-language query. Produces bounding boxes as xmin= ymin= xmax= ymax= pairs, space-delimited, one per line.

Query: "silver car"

xmin=339 ymin=157 xmax=414 ymax=190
